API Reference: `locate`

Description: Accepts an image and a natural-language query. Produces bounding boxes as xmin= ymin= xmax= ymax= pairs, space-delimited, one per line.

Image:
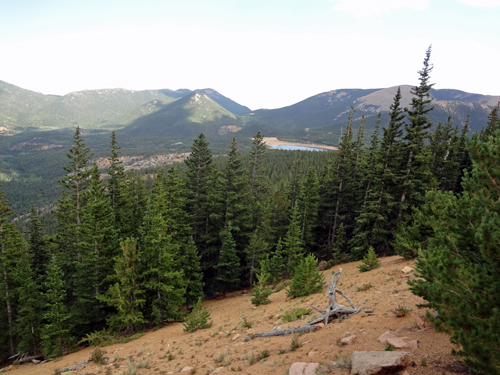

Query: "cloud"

xmin=458 ymin=0 xmax=500 ymax=7
xmin=332 ymin=0 xmax=429 ymax=18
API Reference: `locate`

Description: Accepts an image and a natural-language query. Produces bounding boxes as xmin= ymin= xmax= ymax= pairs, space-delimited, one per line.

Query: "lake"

xmin=271 ymin=144 xmax=327 ymax=152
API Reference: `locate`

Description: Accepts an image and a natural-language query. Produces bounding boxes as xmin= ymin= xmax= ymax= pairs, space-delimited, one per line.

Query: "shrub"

xmin=286 ymin=254 xmax=325 ymax=299
xmin=251 ymin=272 xmax=272 ymax=306
xmin=357 ymin=247 xmax=381 ymax=272
xmin=183 ymin=298 xmax=212 ymax=333
xmin=90 ymin=347 xmax=107 ymax=364
xmin=392 ymin=305 xmax=411 ymax=317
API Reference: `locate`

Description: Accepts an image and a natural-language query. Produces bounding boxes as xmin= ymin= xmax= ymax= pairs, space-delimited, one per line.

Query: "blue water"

xmin=272 ymin=144 xmax=327 ymax=152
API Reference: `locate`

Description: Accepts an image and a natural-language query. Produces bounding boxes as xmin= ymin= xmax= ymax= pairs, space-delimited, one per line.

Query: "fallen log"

xmin=57 ymin=360 xmax=89 ymax=374
xmin=253 ymin=325 xmax=317 ymax=337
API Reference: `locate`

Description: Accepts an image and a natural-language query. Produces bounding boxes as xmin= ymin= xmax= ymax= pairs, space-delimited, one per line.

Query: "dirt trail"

xmin=8 ymin=256 xmax=466 ymax=375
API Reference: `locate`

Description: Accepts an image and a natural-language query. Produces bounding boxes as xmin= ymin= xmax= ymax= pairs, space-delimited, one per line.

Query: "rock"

xmin=374 ymin=290 xmax=382 ymax=294
xmin=414 ymin=314 xmax=427 ymax=330
xmin=317 ymin=323 xmax=325 ymax=328
xmin=401 ymin=266 xmax=413 ymax=274
xmin=386 ymin=337 xmax=408 ymax=349
xmin=318 ymin=260 xmax=328 ymax=270
xmin=403 ymin=340 xmax=419 ymax=350
xmin=350 ymin=351 xmax=411 ymax=375
xmin=181 ymin=366 xmax=194 ymax=372
xmin=210 ymin=367 xmax=224 ymax=374
xmin=7 ymin=366 xmax=17 ymax=371
xmin=377 ymin=331 xmax=399 ymax=343
xmin=231 ymin=334 xmax=240 ymax=341
xmin=289 ymin=362 xmax=319 ymax=375
xmin=308 ymin=351 xmax=318 ymax=357
xmin=341 ymin=335 xmax=357 ymax=345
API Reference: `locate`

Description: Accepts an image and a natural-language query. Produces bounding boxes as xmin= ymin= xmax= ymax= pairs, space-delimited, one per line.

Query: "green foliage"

xmin=250 ymin=272 xmax=272 ymax=306
xmin=99 ymin=238 xmax=145 ymax=333
xmin=280 ymin=307 xmax=312 ymax=323
xmin=409 ymin=131 xmax=500 ymax=374
xmin=357 ymin=247 xmax=381 ymax=272
xmin=41 ymin=257 xmax=72 ymax=358
xmin=283 ymin=206 xmax=304 ymax=278
xmin=89 ymin=347 xmax=107 ymax=364
xmin=216 ymin=228 xmax=240 ymax=296
xmin=286 ymin=254 xmax=325 ymax=299
xmin=183 ymin=298 xmax=213 ymax=333
xmin=384 ymin=343 xmax=394 ymax=351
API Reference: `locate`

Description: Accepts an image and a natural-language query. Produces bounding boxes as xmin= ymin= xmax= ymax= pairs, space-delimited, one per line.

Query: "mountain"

xmin=243 ymin=85 xmax=500 ymax=133
xmin=119 ymin=92 xmax=242 ymax=138
xmin=0 ymin=81 xmax=250 ymax=135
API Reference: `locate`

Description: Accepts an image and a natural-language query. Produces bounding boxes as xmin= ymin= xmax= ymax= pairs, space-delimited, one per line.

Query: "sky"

xmin=0 ymin=0 xmax=499 ymax=110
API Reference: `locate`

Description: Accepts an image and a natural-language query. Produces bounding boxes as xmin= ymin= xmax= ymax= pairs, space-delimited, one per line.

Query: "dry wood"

xmin=253 ymin=268 xmax=374 ymax=338
xmin=252 ymin=325 xmax=317 ymax=337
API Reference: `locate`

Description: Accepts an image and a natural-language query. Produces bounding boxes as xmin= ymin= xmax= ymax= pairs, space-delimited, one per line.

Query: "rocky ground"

xmin=4 ymin=256 xmax=469 ymax=375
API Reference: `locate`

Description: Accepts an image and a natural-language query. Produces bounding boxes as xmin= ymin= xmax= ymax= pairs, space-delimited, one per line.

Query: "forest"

xmin=1 ymin=47 xmax=500 ymax=374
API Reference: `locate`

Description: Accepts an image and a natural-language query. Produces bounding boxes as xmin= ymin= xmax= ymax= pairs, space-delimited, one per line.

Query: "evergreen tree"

xmin=73 ymin=163 xmax=118 ymax=332
xmin=107 ymin=131 xmax=128 ymax=238
xmin=398 ymin=46 xmax=434 ymax=220
xmin=453 ymin=116 xmax=472 ymax=194
xmin=41 ymin=257 xmax=72 ymax=358
xmin=429 ymin=117 xmax=459 ymax=191
xmin=55 ymin=126 xmax=93 ymax=265
xmin=248 ymin=131 xmax=268 ymax=202
xmin=357 ymin=246 xmax=381 ymax=272
xmin=216 ymin=228 xmax=240 ymax=297
xmin=0 ymin=182 xmax=21 ymax=356
xmin=287 ymin=150 xmax=303 ymax=209
xmin=251 ymin=271 xmax=272 ymax=306
xmin=181 ymin=237 xmax=204 ymax=309
xmin=15 ymin=247 xmax=43 ymax=355
xmin=183 ymin=298 xmax=212 ymax=333
xmin=479 ymin=103 xmax=500 ymax=141
xmin=330 ymin=223 xmax=345 ymax=266
xmin=100 ymin=238 xmax=145 ymax=333
xmin=409 ymin=131 xmax=500 ymax=374
xmin=350 ymin=88 xmax=405 ymax=257
xmin=283 ymin=206 xmax=304 ymax=278
xmin=220 ymin=137 xmax=252 ymax=251
xmin=27 ymin=203 xmax=48 ymax=279
xmin=121 ymin=171 xmax=147 ymax=241
xmin=295 ymin=168 xmax=319 ymax=253
xmin=261 ymin=238 xmax=285 ymax=285
xmin=286 ymin=254 xmax=325 ymax=299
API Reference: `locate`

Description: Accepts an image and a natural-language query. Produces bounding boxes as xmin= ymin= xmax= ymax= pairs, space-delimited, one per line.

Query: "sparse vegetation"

xmin=355 ymin=283 xmax=373 ymax=292
xmin=392 ymin=305 xmax=411 ymax=317
xmin=89 ymin=347 xmax=107 ymax=364
xmin=290 ymin=335 xmax=301 ymax=351
xmin=280 ymin=307 xmax=312 ymax=323
xmin=183 ymin=298 xmax=213 ymax=333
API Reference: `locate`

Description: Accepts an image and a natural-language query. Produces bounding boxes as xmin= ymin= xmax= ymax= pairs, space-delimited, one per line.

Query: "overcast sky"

xmin=1 ymin=0 xmax=499 ymax=110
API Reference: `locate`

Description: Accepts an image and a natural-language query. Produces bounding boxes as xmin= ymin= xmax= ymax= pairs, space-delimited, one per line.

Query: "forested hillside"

xmin=1 ymin=47 xmax=500 ymax=373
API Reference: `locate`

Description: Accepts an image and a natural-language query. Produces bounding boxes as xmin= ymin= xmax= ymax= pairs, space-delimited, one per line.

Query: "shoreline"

xmin=262 ymin=137 xmax=338 ymax=151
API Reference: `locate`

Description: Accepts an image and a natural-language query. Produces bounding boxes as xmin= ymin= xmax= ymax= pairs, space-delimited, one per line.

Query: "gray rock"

xmin=350 ymin=351 xmax=411 ymax=375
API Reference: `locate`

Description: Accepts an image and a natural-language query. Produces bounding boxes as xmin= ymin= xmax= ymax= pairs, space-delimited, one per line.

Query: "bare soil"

xmin=262 ymin=137 xmax=337 ymax=151
xmin=8 ymin=256 xmax=467 ymax=375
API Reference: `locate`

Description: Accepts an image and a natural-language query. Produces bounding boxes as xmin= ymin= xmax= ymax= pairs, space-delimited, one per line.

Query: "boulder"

xmin=289 ymin=362 xmax=319 ymax=375
xmin=308 ymin=351 xmax=318 ymax=357
xmin=386 ymin=337 xmax=408 ymax=349
xmin=181 ymin=366 xmax=194 ymax=373
xmin=350 ymin=351 xmax=411 ymax=375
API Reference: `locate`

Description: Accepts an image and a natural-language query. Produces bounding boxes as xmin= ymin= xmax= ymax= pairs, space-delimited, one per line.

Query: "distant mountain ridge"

xmin=0 ymin=80 xmax=498 ymax=138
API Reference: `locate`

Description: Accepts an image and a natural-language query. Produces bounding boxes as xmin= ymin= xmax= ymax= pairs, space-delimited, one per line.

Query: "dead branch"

xmin=253 ymin=325 xmax=317 ymax=337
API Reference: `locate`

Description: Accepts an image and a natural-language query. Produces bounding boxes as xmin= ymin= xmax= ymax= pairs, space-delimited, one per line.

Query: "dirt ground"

xmin=7 ymin=256 xmax=468 ymax=375
xmin=262 ymin=137 xmax=338 ymax=151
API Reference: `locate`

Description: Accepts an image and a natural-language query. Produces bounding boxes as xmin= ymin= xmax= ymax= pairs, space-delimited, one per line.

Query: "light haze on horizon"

xmin=1 ymin=0 xmax=499 ymax=110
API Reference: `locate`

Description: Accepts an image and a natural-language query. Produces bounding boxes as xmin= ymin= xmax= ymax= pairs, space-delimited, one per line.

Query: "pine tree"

xmin=350 ymin=88 xmax=405 ymax=258
xmin=295 ymin=168 xmax=319 ymax=253
xmin=15 ymin=247 xmax=43 ymax=355
xmin=216 ymin=228 xmax=240 ymax=297
xmin=453 ymin=116 xmax=472 ymax=194
xmin=0 ymin=182 xmax=21 ymax=356
xmin=409 ymin=131 xmax=500 ymax=374
xmin=261 ymin=238 xmax=285 ymax=285
xmin=357 ymin=246 xmax=381 ymax=272
xmin=330 ymin=223 xmax=345 ymax=266
xmin=479 ymin=103 xmax=500 ymax=141
xmin=27 ymin=203 xmax=48 ymax=279
xmin=73 ymin=162 xmax=118 ymax=331
xmin=251 ymin=271 xmax=272 ymax=306
xmin=107 ymin=131 xmax=128 ymax=238
xmin=55 ymin=126 xmax=93 ymax=265
xmin=181 ymin=237 xmax=204 ymax=309
xmin=287 ymin=150 xmax=303 ymax=210
xmin=283 ymin=206 xmax=304 ymax=278
xmin=398 ymin=46 xmax=434 ymax=220
xmin=183 ymin=298 xmax=212 ymax=333
xmin=286 ymin=254 xmax=325 ymax=299
xmin=41 ymin=257 xmax=72 ymax=358
xmin=100 ymin=238 xmax=145 ymax=333
xmin=248 ymin=131 xmax=268 ymax=202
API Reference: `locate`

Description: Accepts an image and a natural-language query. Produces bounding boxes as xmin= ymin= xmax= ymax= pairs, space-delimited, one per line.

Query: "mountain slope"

xmin=119 ymin=92 xmax=242 ymax=138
